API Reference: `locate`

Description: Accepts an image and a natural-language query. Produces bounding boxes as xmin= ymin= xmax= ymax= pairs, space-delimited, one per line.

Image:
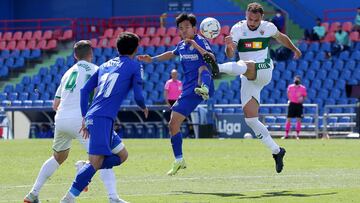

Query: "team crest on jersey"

xmin=189 ymin=45 xmax=194 ymax=51
xmin=260 ymin=30 xmax=265 ymax=35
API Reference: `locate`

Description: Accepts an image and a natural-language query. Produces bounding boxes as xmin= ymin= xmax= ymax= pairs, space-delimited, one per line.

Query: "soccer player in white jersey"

xmin=24 ymin=40 xmax=126 ymax=203
xmin=218 ymin=2 xmax=302 ymax=173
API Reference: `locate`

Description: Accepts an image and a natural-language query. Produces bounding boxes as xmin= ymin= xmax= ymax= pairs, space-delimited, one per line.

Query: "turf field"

xmin=0 ymin=139 xmax=359 ymax=202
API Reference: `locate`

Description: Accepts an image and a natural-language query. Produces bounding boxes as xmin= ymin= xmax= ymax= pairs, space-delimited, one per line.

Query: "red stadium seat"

xmin=44 ymin=39 xmax=57 ymax=50
xmin=166 ymin=27 xmax=177 ymax=37
xmin=114 ymin=27 xmax=124 ymax=37
xmin=170 ymin=36 xmax=181 ymax=46
xmin=321 ymin=22 xmax=329 ymax=32
xmin=12 ymin=31 xmax=23 ymax=41
xmin=220 ymin=25 xmax=230 ymax=35
xmin=90 ymin=38 xmax=98 ymax=48
xmin=0 ymin=41 xmax=6 ymax=50
xmin=53 ymin=29 xmax=63 ymax=39
xmin=42 ymin=30 xmax=53 ymax=40
xmin=323 ymin=32 xmax=335 ymax=42
xmin=6 ymin=40 xmax=16 ymax=50
xmin=159 ymin=36 xmax=171 ymax=46
xmin=213 ymin=34 xmax=225 ymax=45
xmin=36 ymin=40 xmax=47 ymax=49
xmin=149 ymin=36 xmax=160 ymax=46
xmin=155 ymin=27 xmax=166 ymax=37
xmin=16 ymin=40 xmax=26 ymax=50
xmin=145 ymin=27 xmax=156 ymax=37
xmin=3 ymin=32 xmax=12 ymax=41
xmin=350 ymin=31 xmax=359 ymax=42
xmin=125 ymin=27 xmax=134 ymax=33
xmin=135 ymin=27 xmax=145 ymax=37
xmin=26 ymin=40 xmax=36 ymax=49
xmin=109 ymin=38 xmax=117 ymax=48
xmin=98 ymin=38 xmax=109 ymax=48
xmin=99 ymin=28 xmax=114 ymax=39
xmin=140 ymin=37 xmax=150 ymax=46
xmin=58 ymin=30 xmax=73 ymax=41
xmin=329 ymin=22 xmax=340 ymax=32
xmin=342 ymin=22 xmax=352 ymax=32
xmin=22 ymin=31 xmax=33 ymax=40
xmin=33 ymin=30 xmax=43 ymax=41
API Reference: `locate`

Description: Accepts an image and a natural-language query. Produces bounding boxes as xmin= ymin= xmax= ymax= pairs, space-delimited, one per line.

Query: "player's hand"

xmin=142 ymin=108 xmax=149 ymax=119
xmin=137 ymin=55 xmax=152 ymax=63
xmin=224 ymin=36 xmax=236 ymax=50
xmin=293 ymin=48 xmax=302 ymax=59
xmin=79 ymin=118 xmax=90 ymax=139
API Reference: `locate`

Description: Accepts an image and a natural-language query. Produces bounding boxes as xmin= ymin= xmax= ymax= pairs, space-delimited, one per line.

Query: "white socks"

xmin=100 ymin=169 xmax=119 ymax=199
xmin=218 ymin=60 xmax=247 ymax=76
xmin=31 ymin=156 xmax=60 ymax=196
xmin=245 ymin=117 xmax=280 ymax=154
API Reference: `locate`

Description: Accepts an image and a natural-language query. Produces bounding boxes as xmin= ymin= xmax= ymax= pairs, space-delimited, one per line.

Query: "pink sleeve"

xmin=164 ymin=81 xmax=170 ymax=90
xmin=302 ymin=86 xmax=307 ymax=96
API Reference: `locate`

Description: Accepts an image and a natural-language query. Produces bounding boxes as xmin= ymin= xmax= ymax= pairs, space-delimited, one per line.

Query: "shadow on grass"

xmin=238 ymin=190 xmax=337 ymax=199
xmin=177 ymin=191 xmax=245 ymax=197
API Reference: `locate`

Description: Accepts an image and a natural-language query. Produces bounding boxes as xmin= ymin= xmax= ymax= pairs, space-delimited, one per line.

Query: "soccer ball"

xmin=200 ymin=17 xmax=221 ymax=39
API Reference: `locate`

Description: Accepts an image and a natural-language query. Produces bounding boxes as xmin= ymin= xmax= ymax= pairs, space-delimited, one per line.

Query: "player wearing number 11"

xmin=61 ymin=32 xmax=148 ymax=202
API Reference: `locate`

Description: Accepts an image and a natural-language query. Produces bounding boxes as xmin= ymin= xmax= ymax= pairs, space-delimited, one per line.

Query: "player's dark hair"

xmin=116 ymin=32 xmax=139 ymax=55
xmin=247 ymin=2 xmax=264 ymax=15
xmin=176 ymin=13 xmax=197 ymax=27
xmin=74 ymin=40 xmax=92 ymax=60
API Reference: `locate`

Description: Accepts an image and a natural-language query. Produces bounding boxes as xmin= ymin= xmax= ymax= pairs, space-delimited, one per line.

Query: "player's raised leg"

xmin=194 ymin=66 xmax=211 ymax=100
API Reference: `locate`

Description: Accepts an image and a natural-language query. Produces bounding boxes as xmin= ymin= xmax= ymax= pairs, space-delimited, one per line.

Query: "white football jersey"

xmin=54 ymin=60 xmax=98 ymax=120
xmin=231 ymin=20 xmax=279 ymax=62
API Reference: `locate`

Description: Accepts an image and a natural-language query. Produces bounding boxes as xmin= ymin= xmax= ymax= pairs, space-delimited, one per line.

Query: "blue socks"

xmin=171 ymin=132 xmax=183 ymax=159
xmin=70 ymin=163 xmax=96 ymax=197
xmin=201 ymin=70 xmax=211 ymax=88
xmin=100 ymin=154 xmax=122 ymax=169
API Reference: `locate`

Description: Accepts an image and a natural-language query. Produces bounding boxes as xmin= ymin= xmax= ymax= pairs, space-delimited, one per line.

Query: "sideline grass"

xmin=0 ymin=139 xmax=359 ymax=202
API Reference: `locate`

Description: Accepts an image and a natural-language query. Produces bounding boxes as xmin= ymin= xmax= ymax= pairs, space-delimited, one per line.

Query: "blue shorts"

xmin=171 ymin=92 xmax=205 ymax=117
xmin=86 ymin=116 xmax=122 ymax=156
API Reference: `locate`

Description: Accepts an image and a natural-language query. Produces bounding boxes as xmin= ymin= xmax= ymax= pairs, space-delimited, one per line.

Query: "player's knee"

xmin=53 ymin=151 xmax=68 ymax=165
xmin=168 ymin=121 xmax=180 ymax=135
xmin=118 ymin=148 xmax=128 ymax=163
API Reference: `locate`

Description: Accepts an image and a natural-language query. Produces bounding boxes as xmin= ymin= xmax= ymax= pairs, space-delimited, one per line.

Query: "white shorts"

xmin=241 ymin=60 xmax=273 ymax=107
xmin=52 ymin=118 xmax=88 ymax=152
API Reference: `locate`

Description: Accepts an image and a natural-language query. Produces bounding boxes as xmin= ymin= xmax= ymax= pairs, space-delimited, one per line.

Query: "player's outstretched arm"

xmin=184 ymin=39 xmax=216 ymax=60
xmin=274 ymin=32 xmax=302 ymax=59
xmin=137 ymin=51 xmax=175 ymax=63
xmin=132 ymin=66 xmax=147 ymax=115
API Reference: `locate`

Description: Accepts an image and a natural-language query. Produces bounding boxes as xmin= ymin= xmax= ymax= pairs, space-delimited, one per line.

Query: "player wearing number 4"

xmin=138 ymin=13 xmax=219 ymax=176
xmin=217 ymin=2 xmax=302 ymax=173
xmin=24 ymin=40 xmax=126 ymax=203
xmin=61 ymin=32 xmax=148 ymax=202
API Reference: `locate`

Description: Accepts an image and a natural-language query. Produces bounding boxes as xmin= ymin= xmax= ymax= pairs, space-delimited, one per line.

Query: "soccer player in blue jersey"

xmin=61 ymin=32 xmax=148 ymax=202
xmin=138 ymin=13 xmax=217 ymax=176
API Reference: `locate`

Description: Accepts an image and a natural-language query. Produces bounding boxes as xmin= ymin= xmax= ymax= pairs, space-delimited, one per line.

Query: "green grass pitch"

xmin=0 ymin=139 xmax=359 ymax=202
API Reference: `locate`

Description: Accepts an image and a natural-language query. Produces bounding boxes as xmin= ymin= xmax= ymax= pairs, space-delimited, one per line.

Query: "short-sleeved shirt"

xmin=172 ymin=34 xmax=213 ymax=96
xmin=287 ymin=84 xmax=307 ymax=104
xmin=313 ymin=26 xmax=326 ymax=38
xmin=355 ymin=14 xmax=360 ymax=26
xmin=55 ymin=60 xmax=98 ymax=120
xmin=164 ymin=79 xmax=182 ymax=100
xmin=335 ymin=31 xmax=350 ymax=46
xmin=231 ymin=20 xmax=278 ymax=62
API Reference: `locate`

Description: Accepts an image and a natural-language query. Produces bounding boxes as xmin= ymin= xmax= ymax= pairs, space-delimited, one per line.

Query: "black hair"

xmin=116 ymin=32 xmax=139 ymax=55
xmin=175 ymin=13 xmax=197 ymax=27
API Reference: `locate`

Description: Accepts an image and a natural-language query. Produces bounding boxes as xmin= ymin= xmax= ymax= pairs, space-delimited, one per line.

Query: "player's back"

xmin=85 ymin=56 xmax=144 ymax=120
xmin=55 ymin=60 xmax=98 ymax=120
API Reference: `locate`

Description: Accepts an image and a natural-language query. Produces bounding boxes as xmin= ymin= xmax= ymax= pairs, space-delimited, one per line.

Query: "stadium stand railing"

xmin=323 ymin=104 xmax=358 ymax=137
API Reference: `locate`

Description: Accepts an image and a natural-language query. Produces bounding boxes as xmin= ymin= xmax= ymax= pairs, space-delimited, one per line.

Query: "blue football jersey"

xmin=172 ymin=34 xmax=213 ymax=95
xmin=80 ymin=56 xmax=146 ymax=120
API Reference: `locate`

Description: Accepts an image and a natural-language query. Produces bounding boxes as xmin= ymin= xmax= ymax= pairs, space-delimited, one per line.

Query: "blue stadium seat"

xmin=223 ymin=108 xmax=235 ymax=113
xmin=298 ymin=42 xmax=307 ymax=52
xmin=328 ymin=69 xmax=339 ymax=80
xmin=93 ymin=47 xmax=102 ymax=57
xmin=0 ymin=50 xmax=10 ymax=58
xmin=32 ymin=100 xmax=44 ymax=106
xmin=329 ymin=88 xmax=341 ymax=98
xmin=8 ymin=92 xmax=18 ymax=101
xmin=0 ymin=93 xmax=7 ymax=100
xmin=315 ymin=51 xmax=326 ymax=61
xmin=307 ymin=89 xmax=316 ymax=99
xmin=145 ymin=123 xmax=157 ymax=138
xmin=339 ymin=69 xmax=351 ymax=80
xmin=323 ymin=80 xmax=335 ymax=90
xmin=11 ymin=100 xmax=22 ymax=107
xmin=145 ymin=46 xmax=155 ymax=55
xmin=317 ymin=89 xmax=329 ymax=99
xmin=281 ymin=70 xmax=292 ymax=80
xmin=275 ymin=80 xmax=287 ymax=90
xmin=320 ymin=42 xmax=331 ymax=52
xmin=344 ymin=60 xmax=356 ymax=70
xmin=271 ymin=107 xmax=282 ymax=114
xmin=5 ymin=58 xmax=15 ymax=68
xmin=29 ymin=93 xmax=40 ymax=101
xmin=272 ymin=69 xmax=280 ymax=81
xmin=30 ymin=49 xmax=41 ymax=59
xmin=306 ymin=70 xmax=316 ymax=80
xmin=309 ymin=42 xmax=319 ymax=52
xmin=155 ymin=46 xmax=166 ymax=55
xmin=275 ymin=61 xmax=285 ymax=72
xmin=22 ymin=100 xmax=32 ymax=106
xmin=21 ymin=75 xmax=31 ymax=85
xmin=311 ymin=79 xmax=322 ymax=90
xmin=315 ymin=69 xmax=327 ymax=80
xmin=0 ymin=66 xmax=9 ymax=78
xmin=15 ymin=83 xmax=24 ymax=93
xmin=123 ymin=123 xmax=136 ymax=138
xmin=10 ymin=50 xmax=20 ymax=58
xmin=20 ymin=49 xmax=31 ymax=59
xmin=259 ymin=108 xmax=270 ymax=114
xmin=333 ymin=60 xmax=344 ymax=70
xmin=297 ymin=60 xmax=308 ymax=71
xmin=309 ymin=60 xmax=320 ymax=70
xmin=265 ymin=116 xmax=276 ymax=124
xmin=321 ymin=61 xmax=332 ymax=71
xmin=303 ymin=51 xmax=314 ymax=60
xmin=339 ymin=51 xmax=349 ymax=60
xmin=276 ymin=116 xmax=287 ymax=124
xmin=19 ymin=92 xmax=29 ymax=101
xmin=350 ymin=50 xmax=360 ymax=60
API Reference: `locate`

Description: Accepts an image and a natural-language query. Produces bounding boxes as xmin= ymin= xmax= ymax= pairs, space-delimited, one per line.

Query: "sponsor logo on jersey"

xmin=180 ymin=54 xmax=199 ymax=61
xmin=244 ymin=42 xmax=263 ymax=49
